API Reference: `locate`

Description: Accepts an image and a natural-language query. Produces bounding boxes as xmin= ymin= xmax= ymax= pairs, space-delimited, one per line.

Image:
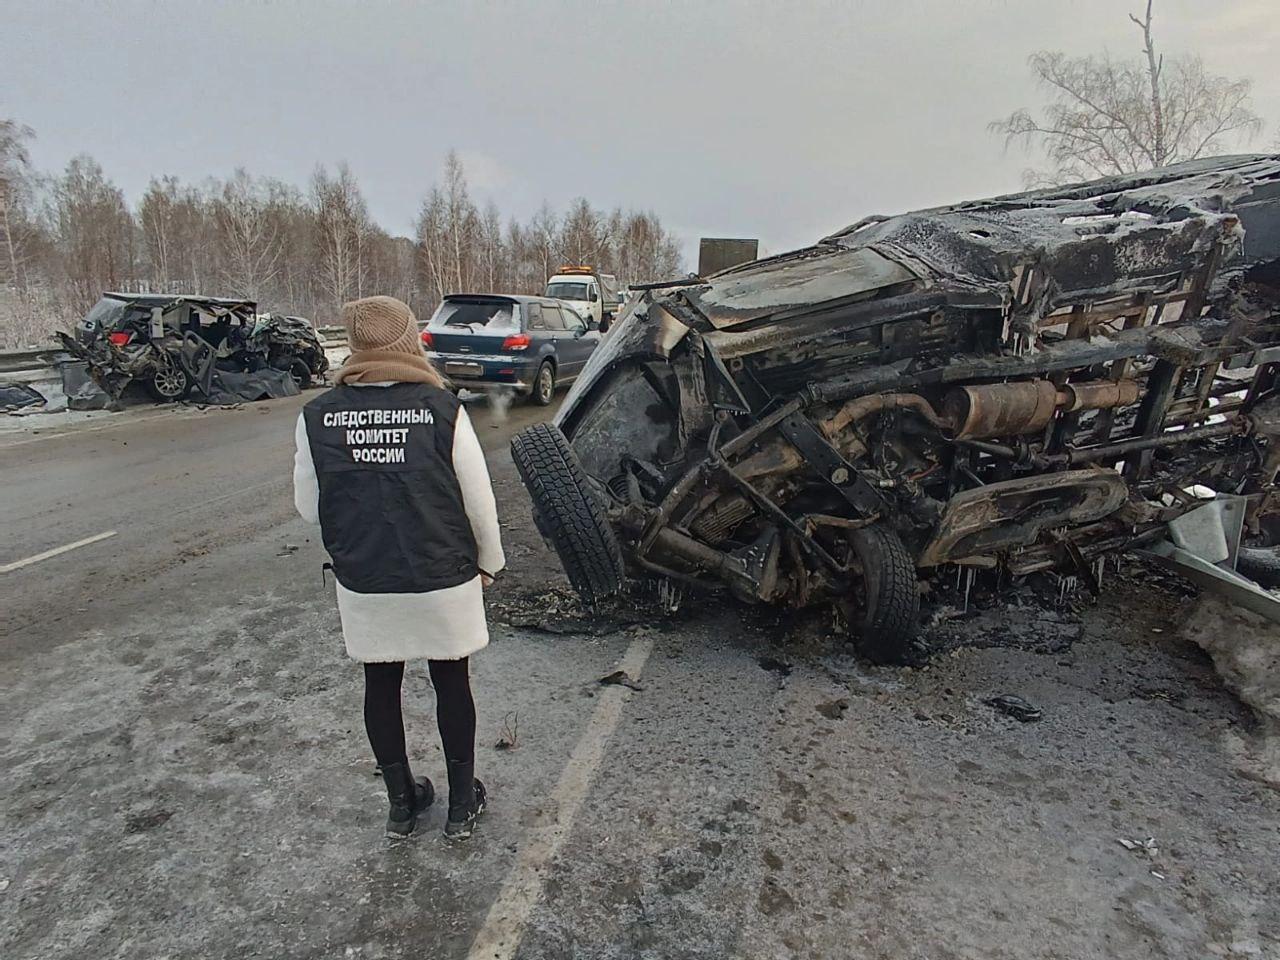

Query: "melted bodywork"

xmin=545 ymin=156 xmax=1280 ymax=633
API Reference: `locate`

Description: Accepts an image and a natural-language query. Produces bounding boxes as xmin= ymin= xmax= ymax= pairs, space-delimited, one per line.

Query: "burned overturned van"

xmin=58 ymin=293 xmax=329 ymax=402
xmin=512 ymin=156 xmax=1280 ymax=661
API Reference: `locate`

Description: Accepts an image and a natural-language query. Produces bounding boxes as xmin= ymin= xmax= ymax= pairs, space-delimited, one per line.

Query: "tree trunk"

xmin=0 ymin=183 xmax=23 ymax=292
xmin=1133 ymin=0 xmax=1165 ymax=165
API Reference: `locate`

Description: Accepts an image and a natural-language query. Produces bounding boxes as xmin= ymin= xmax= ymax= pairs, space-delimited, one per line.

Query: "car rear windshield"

xmin=429 ymin=300 xmax=520 ymax=333
xmin=83 ymin=297 xmax=131 ymax=332
xmin=546 ymin=282 xmax=589 ymax=301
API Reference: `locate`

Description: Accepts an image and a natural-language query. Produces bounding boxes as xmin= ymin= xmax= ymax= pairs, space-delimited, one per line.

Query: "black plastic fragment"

xmin=598 ymin=670 xmax=644 ymax=691
xmin=987 ymin=694 xmax=1042 ymax=722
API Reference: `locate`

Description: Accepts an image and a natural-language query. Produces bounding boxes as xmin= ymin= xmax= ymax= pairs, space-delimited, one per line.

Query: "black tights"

xmin=363 ymin=659 xmax=475 ymax=768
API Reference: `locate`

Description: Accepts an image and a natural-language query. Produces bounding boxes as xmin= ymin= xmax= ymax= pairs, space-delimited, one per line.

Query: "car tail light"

xmin=420 ymin=329 xmax=433 ymax=348
xmin=501 ymin=334 xmax=530 ymax=351
xmin=107 ymin=331 xmax=132 ymax=347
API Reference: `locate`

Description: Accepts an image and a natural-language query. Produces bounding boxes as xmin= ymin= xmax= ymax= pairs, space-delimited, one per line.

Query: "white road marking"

xmin=467 ymin=634 xmax=655 ymax=960
xmin=0 ymin=530 xmax=118 ymax=573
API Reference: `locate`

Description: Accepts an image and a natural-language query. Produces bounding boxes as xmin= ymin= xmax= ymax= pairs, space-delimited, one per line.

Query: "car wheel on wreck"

xmin=145 ymin=351 xmax=192 ymax=402
xmin=286 ymin=358 xmax=313 ymax=390
xmin=843 ymin=524 xmax=921 ymax=664
xmin=510 ymin=422 xmax=626 ymax=607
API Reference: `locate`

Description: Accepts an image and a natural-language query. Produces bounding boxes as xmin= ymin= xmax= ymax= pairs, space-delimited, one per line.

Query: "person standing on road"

xmin=292 ymin=296 xmax=504 ymax=840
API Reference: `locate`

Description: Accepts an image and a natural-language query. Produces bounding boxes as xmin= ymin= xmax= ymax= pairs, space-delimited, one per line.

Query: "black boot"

xmin=380 ymin=761 xmax=434 ymax=837
xmin=443 ymin=760 xmax=487 ymax=840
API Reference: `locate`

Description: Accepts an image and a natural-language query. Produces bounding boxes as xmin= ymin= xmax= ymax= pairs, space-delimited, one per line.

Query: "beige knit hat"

xmin=334 ymin=296 xmax=445 ymax=387
xmin=342 ymin=296 xmax=421 ymax=355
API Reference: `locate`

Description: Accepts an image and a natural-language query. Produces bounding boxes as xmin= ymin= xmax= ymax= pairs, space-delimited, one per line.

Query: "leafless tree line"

xmin=415 ymin=150 xmax=682 ymax=306
xmin=0 ymin=129 xmax=684 ymax=348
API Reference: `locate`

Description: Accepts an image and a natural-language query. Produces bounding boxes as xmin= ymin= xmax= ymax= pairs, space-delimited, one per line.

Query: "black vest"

xmin=303 ymin=383 xmax=478 ymax=593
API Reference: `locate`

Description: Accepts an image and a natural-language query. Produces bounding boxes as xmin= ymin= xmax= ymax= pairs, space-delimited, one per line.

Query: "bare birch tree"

xmin=559 ymin=198 xmax=610 ymax=267
xmin=51 ymin=155 xmax=138 ymax=310
xmin=364 ymin=230 xmax=416 ymax=309
xmin=479 ymin=200 xmax=504 ymax=292
xmin=440 ymin=151 xmax=479 ymax=292
xmin=138 ymin=175 xmax=216 ymax=292
xmin=0 ymin=119 xmax=35 ymax=290
xmin=214 ymin=169 xmax=281 ymax=298
xmin=138 ymin=176 xmax=179 ymax=289
xmin=262 ymin=178 xmax=314 ymax=313
xmin=528 ymin=202 xmax=561 ymax=286
xmin=416 ymin=187 xmax=450 ymax=305
xmin=612 ymin=210 xmax=682 ymax=284
xmin=416 ymin=152 xmax=483 ymax=307
xmin=312 ymin=163 xmax=371 ymax=310
xmin=991 ymin=0 xmax=1261 ymax=184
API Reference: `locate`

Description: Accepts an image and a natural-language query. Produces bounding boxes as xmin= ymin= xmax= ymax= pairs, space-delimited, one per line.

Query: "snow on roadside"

xmin=1182 ymin=596 xmax=1280 ymax=788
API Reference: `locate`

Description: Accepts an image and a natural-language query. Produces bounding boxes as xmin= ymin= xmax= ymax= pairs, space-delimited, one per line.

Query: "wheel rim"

xmin=153 ymin=356 xmax=186 ymax=398
xmin=539 ymin=366 xmax=553 ymax=402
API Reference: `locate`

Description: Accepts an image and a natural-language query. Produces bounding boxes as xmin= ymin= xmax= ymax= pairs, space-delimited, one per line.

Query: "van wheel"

xmin=146 ymin=351 xmax=192 ymax=401
xmin=1237 ymin=546 xmax=1280 ymax=588
xmin=844 ymin=524 xmax=920 ymax=664
xmin=531 ymin=362 xmax=555 ymax=406
xmin=510 ymin=422 xmax=625 ymax=607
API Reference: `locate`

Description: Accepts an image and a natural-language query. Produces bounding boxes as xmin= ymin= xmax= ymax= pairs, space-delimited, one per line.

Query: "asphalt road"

xmin=2 ymin=392 xmax=1277 ymax=959
xmin=0 ymin=394 xmax=551 ymax=652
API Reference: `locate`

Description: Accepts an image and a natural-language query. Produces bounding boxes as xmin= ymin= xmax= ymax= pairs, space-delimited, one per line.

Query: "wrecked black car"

xmin=512 ymin=155 xmax=1280 ymax=662
xmin=58 ymin=293 xmax=329 ymax=402
xmin=251 ymin=314 xmax=331 ymax=389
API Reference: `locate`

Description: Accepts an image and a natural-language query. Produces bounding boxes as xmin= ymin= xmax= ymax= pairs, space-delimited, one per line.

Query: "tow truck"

xmin=545 ymin=266 xmax=621 ymax=331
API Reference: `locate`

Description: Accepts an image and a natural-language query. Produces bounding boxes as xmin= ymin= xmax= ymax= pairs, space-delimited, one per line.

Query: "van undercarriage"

xmin=512 ymin=156 xmax=1280 ymax=661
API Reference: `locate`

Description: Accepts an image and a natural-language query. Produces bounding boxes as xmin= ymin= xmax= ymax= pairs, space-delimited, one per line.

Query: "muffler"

xmin=943 ymin=380 xmax=1140 ymax=440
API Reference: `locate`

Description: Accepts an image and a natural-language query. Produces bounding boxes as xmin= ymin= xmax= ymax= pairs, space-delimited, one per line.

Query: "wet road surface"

xmin=2 ymin=392 xmax=1277 ymax=959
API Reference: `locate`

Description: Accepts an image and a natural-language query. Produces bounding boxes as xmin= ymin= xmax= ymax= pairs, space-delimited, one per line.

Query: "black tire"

xmin=145 ymin=352 xmax=192 ymax=401
xmin=530 ymin=361 xmax=555 ymax=406
xmin=846 ymin=524 xmax=920 ymax=664
xmin=287 ymin=358 xmax=313 ymax=390
xmin=510 ymin=422 xmax=625 ymax=606
xmin=1237 ymin=545 xmax=1280 ymax=588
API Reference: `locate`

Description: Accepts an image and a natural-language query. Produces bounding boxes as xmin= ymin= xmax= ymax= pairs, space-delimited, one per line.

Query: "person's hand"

xmin=480 ymin=573 xmax=494 ymax=588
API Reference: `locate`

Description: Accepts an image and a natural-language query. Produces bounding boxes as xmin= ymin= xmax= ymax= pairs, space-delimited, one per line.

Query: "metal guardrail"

xmin=1 ymin=330 xmax=350 ymax=378
xmin=0 ymin=347 xmax=65 ymax=375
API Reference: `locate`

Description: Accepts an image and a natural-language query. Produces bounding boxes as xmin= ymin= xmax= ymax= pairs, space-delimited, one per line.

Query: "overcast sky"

xmin=5 ymin=0 xmax=1278 ymax=263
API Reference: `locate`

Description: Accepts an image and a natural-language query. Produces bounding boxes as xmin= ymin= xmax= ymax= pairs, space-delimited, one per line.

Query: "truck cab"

xmin=544 ymin=266 xmax=621 ymax=331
